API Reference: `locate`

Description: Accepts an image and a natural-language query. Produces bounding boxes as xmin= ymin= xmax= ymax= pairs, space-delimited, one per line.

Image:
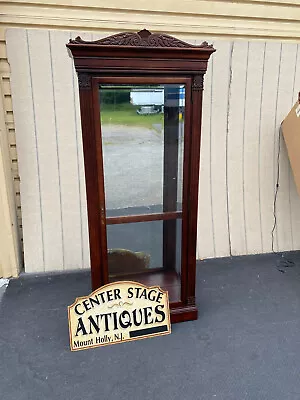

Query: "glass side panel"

xmin=99 ymin=84 xmax=185 ymax=217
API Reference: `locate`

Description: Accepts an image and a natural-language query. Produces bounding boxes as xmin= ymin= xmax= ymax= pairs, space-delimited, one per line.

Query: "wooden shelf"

xmin=110 ymin=269 xmax=181 ymax=303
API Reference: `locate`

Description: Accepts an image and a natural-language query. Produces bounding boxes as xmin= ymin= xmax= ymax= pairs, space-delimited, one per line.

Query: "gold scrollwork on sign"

xmin=108 ymin=301 xmax=134 ymax=309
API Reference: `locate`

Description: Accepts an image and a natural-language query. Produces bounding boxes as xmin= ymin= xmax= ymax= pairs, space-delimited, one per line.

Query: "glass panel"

xmin=106 ymin=221 xmax=163 ymax=276
xmin=107 ymin=219 xmax=182 ymax=302
xmin=99 ymin=84 xmax=185 ymax=217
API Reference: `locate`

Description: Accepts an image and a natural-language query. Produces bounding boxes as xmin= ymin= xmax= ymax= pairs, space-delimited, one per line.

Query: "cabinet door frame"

xmin=91 ymin=76 xmax=191 ymax=308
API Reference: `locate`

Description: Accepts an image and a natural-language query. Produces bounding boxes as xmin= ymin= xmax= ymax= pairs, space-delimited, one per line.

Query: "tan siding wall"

xmin=1 ymin=1 xmax=300 ymax=275
xmin=2 ymin=1 xmax=300 ymax=41
xmin=6 ymin=29 xmax=92 ymax=273
xmin=6 ymin=28 xmax=300 ymax=272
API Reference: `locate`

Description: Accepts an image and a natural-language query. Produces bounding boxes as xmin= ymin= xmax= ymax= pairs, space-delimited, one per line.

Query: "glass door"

xmin=97 ymin=80 xmax=190 ymax=303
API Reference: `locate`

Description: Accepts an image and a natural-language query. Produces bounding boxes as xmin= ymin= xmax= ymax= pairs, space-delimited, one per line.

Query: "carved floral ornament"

xmin=69 ymin=29 xmax=213 ymax=49
xmin=73 ymin=31 xmax=213 ymax=90
xmin=78 ymin=73 xmax=91 ymax=90
xmin=71 ymin=30 xmax=214 ymax=90
xmin=192 ymin=75 xmax=204 ymax=91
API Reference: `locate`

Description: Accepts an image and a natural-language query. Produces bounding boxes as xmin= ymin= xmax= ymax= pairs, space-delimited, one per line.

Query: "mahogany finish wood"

xmin=106 ymin=211 xmax=182 ymax=225
xmin=67 ymin=29 xmax=215 ymax=323
xmin=110 ymin=269 xmax=181 ymax=304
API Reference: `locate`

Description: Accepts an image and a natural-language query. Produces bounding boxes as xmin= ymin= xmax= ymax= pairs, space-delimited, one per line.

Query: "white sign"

xmin=68 ymin=281 xmax=171 ymax=351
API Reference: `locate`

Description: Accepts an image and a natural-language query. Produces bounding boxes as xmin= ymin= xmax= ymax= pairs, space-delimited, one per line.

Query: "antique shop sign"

xmin=68 ymin=281 xmax=171 ymax=351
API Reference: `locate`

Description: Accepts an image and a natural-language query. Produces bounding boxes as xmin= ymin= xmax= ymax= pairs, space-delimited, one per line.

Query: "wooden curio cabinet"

xmin=67 ymin=30 xmax=215 ymax=323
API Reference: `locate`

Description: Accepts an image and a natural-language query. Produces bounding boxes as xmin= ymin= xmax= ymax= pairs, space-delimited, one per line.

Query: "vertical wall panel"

xmin=71 ymin=31 xmax=93 ymax=269
xmin=197 ymin=43 xmax=215 ymax=259
xmin=49 ymin=30 xmax=82 ymax=270
xmin=259 ymin=42 xmax=282 ymax=253
xmin=243 ymin=42 xmax=265 ymax=254
xmin=208 ymin=40 xmax=231 ymax=258
xmin=27 ymin=30 xmax=63 ymax=271
xmin=227 ymin=41 xmax=248 ymax=256
xmin=6 ymin=29 xmax=44 ymax=272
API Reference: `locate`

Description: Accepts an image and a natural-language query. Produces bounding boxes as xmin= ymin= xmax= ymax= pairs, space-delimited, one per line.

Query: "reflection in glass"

xmin=99 ymin=83 xmax=185 ymax=302
xmin=106 ymin=219 xmax=182 ymax=303
xmin=106 ymin=219 xmax=182 ymax=273
xmin=106 ymin=221 xmax=163 ymax=276
xmin=99 ymin=84 xmax=185 ymax=217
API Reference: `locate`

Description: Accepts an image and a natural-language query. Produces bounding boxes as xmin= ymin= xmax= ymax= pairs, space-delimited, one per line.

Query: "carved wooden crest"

xmin=69 ymin=29 xmax=213 ymax=49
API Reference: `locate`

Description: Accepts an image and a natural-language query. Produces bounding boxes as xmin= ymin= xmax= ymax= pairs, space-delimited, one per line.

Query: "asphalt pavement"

xmin=2 ymin=252 xmax=300 ymax=400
